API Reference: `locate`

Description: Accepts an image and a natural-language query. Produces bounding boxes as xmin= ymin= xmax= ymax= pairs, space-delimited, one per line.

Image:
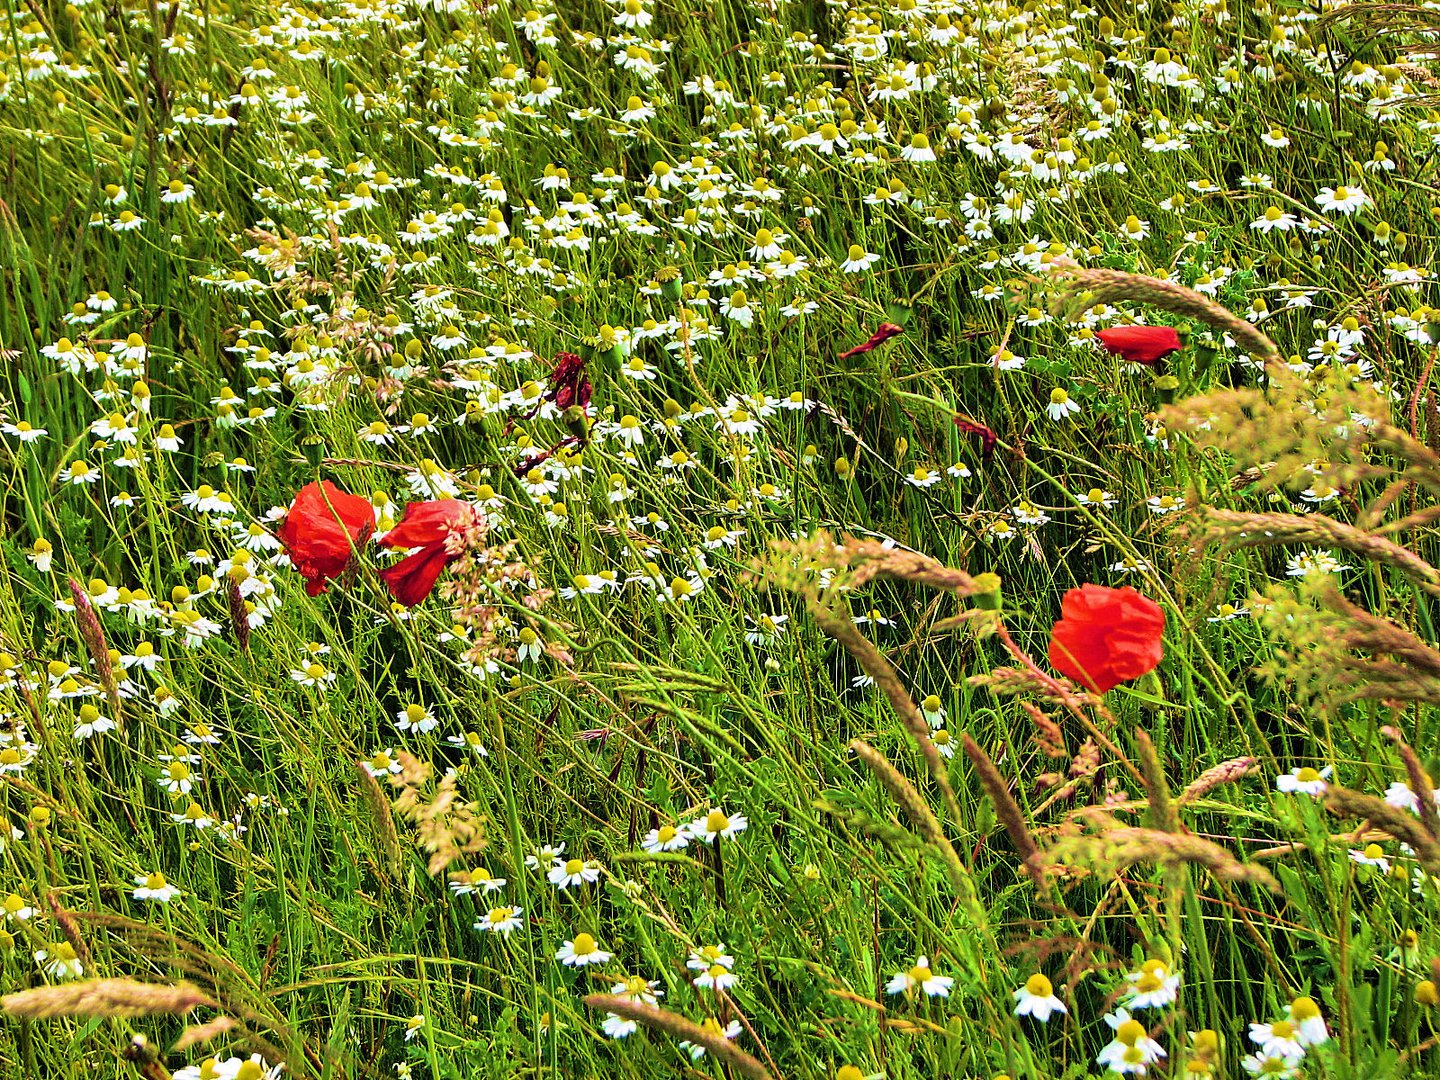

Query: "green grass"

xmin=2 ymin=0 xmax=1440 ymax=1076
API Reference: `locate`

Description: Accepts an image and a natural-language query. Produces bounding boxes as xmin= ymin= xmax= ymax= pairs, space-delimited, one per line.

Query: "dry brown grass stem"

xmin=810 ymin=604 xmax=964 ymax=828
xmin=961 ymin=734 xmax=1046 ymax=889
xmin=68 ymin=577 xmax=121 ymax=717
xmin=988 ymin=622 xmax=1144 ymax=787
xmin=1047 ymin=266 xmax=1282 ymax=362
xmin=830 ymin=538 xmax=983 ymax=594
xmin=582 ymin=996 xmax=775 ymax=1080
xmin=173 ymin=1016 xmax=240 ymax=1051
xmin=1382 ymin=726 xmax=1440 ymax=842
xmin=2 ymin=979 xmax=213 ymax=1020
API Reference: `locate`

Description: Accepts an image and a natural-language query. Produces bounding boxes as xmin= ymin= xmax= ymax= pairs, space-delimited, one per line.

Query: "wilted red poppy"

xmin=838 ymin=323 xmax=904 ymax=361
xmin=1096 ymin=325 xmax=1182 ymax=366
xmin=277 ymin=481 xmax=375 ymax=596
xmin=378 ymin=499 xmax=480 ymax=606
xmin=1048 ymin=584 xmax=1164 ymax=694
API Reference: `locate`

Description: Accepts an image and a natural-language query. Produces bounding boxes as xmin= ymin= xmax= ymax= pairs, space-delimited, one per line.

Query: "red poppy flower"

xmin=377 ymin=500 xmax=477 ymax=607
xmin=1048 ymin=584 xmax=1165 ymax=694
xmin=1096 ymin=325 xmax=1182 ymax=366
xmin=276 ymin=481 xmax=375 ymax=596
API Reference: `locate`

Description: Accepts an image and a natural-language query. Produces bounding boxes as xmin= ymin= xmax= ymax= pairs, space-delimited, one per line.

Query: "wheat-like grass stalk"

xmin=1133 ymin=728 xmax=1179 ymax=833
xmin=1047 ymin=266 xmax=1283 ymax=363
xmin=1178 ymin=758 xmax=1258 ymax=804
xmin=849 ymin=739 xmax=975 ymax=905
xmin=1192 ymin=508 xmax=1440 ymax=595
xmin=1325 ymin=787 xmax=1440 ymax=875
xmin=2 ymin=979 xmax=213 ymax=1019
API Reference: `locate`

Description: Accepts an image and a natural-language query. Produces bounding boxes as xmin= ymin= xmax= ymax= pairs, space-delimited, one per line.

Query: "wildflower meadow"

xmin=6 ymin=0 xmax=1440 ymax=1076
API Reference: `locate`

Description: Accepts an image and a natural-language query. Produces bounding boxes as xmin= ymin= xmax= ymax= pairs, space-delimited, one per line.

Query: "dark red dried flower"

xmin=953 ymin=415 xmax=999 ymax=459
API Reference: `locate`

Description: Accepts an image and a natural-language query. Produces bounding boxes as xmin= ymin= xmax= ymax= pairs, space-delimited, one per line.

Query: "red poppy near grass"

xmin=276 ymin=481 xmax=375 ymax=596
xmin=1095 ymin=325 xmax=1182 ymax=366
xmin=378 ymin=499 xmax=482 ymax=606
xmin=1048 ymin=584 xmax=1165 ymax=693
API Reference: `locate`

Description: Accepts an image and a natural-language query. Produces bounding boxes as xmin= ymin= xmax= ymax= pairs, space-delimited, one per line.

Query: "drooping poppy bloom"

xmin=377 ymin=499 xmax=484 ymax=606
xmin=953 ymin=414 xmax=999 ymax=459
xmin=1048 ymin=584 xmax=1165 ymax=694
xmin=837 ymin=323 xmax=904 ymax=361
xmin=1095 ymin=325 xmax=1182 ymax=366
xmin=276 ymin=481 xmax=375 ymax=596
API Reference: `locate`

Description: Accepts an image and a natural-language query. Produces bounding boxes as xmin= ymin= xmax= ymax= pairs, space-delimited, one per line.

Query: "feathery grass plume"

xmin=1043 ymin=812 xmax=1279 ymax=891
xmin=1188 ymin=508 xmax=1440 ymax=595
xmin=1178 ymin=758 xmax=1259 ymax=804
xmin=1133 ymin=729 xmax=1179 ymax=833
xmin=812 ymin=604 xmax=962 ymax=821
xmin=173 ymin=1016 xmax=239 ymax=1051
xmin=961 ymin=734 xmax=1045 ymax=888
xmin=389 ymin=751 xmax=486 ymax=876
xmin=1161 ymin=365 xmax=1391 ymax=492
xmin=355 ymin=759 xmax=403 ymax=882
xmin=226 ymin=577 xmax=250 ymax=653
xmin=849 ymin=739 xmax=974 ymax=902
xmin=2 ymin=980 xmax=213 ymax=1020
xmin=1382 ymin=725 xmax=1440 ymax=842
xmin=1325 ymin=787 xmax=1440 ymax=875
xmin=1252 ymin=581 xmax=1440 ymax=711
xmin=1022 ymin=702 xmax=1066 ymax=759
xmin=1047 ymin=265 xmax=1282 ymax=364
xmin=582 ymin=996 xmax=773 ymax=1080
xmin=68 ymin=577 xmax=120 ymax=716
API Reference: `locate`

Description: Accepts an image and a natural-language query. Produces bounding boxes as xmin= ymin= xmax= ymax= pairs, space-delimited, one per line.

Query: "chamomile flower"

xmin=1097 ymin=1010 xmax=1167 ymax=1074
xmin=547 ymin=856 xmax=602 ymax=890
xmin=1046 ymin=387 xmax=1081 ymax=421
xmin=555 ymin=932 xmax=612 ymax=966
xmin=1314 ymin=185 xmax=1368 ymax=214
xmin=886 ymin=955 xmax=953 ymax=998
xmin=840 ymin=244 xmax=880 ymax=273
xmin=1013 ymin=973 xmax=1067 ymax=1021
xmin=35 ymin=943 xmax=85 ymax=980
xmin=474 ymin=905 xmax=524 ymax=937
xmin=641 ymin=823 xmax=689 ymax=853
xmin=1124 ymin=959 xmax=1181 ymax=1009
xmin=920 ymin=695 xmax=946 ymax=728
xmin=133 ymin=871 xmax=182 ymax=902
xmin=1276 ymin=765 xmax=1332 ymax=796
xmin=687 ymin=807 xmax=747 ymax=842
